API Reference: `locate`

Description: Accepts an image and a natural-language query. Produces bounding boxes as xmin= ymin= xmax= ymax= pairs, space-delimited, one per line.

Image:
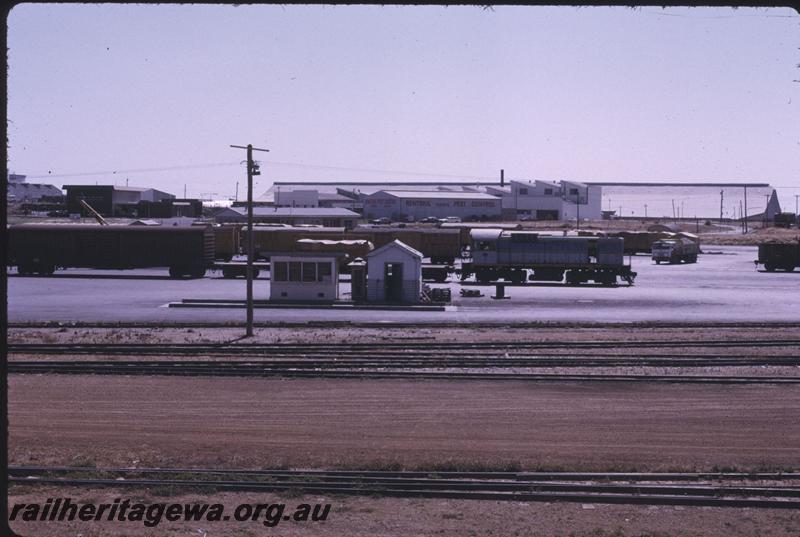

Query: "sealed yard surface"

xmin=9 ymin=375 xmax=800 ymax=472
xmin=8 ymin=245 xmax=800 ymax=324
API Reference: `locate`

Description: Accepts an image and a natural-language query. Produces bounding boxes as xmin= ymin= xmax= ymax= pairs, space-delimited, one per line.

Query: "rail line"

xmin=9 ymin=339 xmax=800 ymax=355
xmin=9 ymin=467 xmax=800 ymax=508
xmin=9 ymin=355 xmax=800 ymax=368
xmin=7 ymin=362 xmax=799 ymax=383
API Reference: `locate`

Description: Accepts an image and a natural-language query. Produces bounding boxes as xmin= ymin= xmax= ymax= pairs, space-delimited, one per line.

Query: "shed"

xmin=266 ymin=251 xmax=344 ymax=302
xmin=366 ymin=240 xmax=423 ymax=304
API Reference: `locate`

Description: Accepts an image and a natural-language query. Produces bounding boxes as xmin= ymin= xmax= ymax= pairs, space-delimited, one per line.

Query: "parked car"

xmin=442 ymin=216 xmax=462 ymax=223
xmin=418 ymin=216 xmax=440 ymax=223
xmin=369 ymin=217 xmax=392 ymax=225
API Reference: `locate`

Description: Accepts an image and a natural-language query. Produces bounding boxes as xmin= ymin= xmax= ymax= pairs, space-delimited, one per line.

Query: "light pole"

xmin=231 ymin=143 xmax=269 ymax=338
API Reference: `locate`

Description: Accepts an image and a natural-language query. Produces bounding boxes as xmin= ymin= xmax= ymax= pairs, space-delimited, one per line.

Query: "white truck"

xmin=651 ymin=237 xmax=699 ymax=264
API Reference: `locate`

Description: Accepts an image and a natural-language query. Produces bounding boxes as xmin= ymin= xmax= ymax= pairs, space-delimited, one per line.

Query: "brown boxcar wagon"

xmin=249 ymin=226 xmax=346 ymax=260
xmin=7 ymin=224 xmax=215 ymax=278
xmin=350 ymin=226 xmax=462 ymax=263
xmin=247 ymin=225 xmax=462 ymax=264
xmin=757 ymin=240 xmax=800 ymax=272
xmin=209 ymin=223 xmax=241 ymax=261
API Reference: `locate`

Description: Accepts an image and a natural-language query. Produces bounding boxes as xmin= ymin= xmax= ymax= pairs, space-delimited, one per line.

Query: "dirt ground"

xmin=8 ymin=375 xmax=799 ymax=472
xmin=8 ymin=485 xmax=800 ymax=537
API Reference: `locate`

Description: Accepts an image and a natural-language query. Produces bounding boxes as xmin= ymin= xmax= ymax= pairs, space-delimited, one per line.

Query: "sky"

xmin=6 ymin=4 xmax=800 ymax=207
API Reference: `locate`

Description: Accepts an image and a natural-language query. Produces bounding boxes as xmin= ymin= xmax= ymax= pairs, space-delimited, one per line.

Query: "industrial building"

xmin=259 ymin=179 xmax=601 ymax=222
xmin=259 ymin=180 xmax=791 ymax=221
xmin=64 ymin=185 xmax=175 ymax=217
xmin=6 ymin=174 xmax=64 ymax=204
xmin=364 ymin=190 xmax=503 ymax=222
xmin=136 ymin=198 xmax=203 ymax=218
xmin=218 ymin=207 xmax=361 ymax=228
xmin=485 ymin=180 xmax=602 ymax=221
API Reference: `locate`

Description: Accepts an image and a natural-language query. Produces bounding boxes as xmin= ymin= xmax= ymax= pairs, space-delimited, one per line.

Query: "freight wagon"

xmin=249 ymin=226 xmax=347 ymax=259
xmin=461 ymin=229 xmax=636 ymax=285
xmin=349 ymin=226 xmax=462 ymax=264
xmin=756 ymin=240 xmax=800 ymax=272
xmin=192 ymin=222 xmax=242 ymax=261
xmin=247 ymin=225 xmax=462 ymax=264
xmin=295 ymin=238 xmax=374 ymax=272
xmin=212 ymin=224 xmax=241 ymax=261
xmin=7 ymin=224 xmax=214 ymax=277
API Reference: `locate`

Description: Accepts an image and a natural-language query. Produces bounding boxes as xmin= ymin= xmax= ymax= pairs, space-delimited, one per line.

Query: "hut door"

xmin=384 ymin=262 xmax=404 ymax=302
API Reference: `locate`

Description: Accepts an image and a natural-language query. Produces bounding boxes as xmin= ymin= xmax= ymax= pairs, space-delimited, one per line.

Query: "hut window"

xmin=273 ymin=261 xmax=288 ymax=282
xmin=288 ymin=261 xmax=301 ymax=282
xmin=317 ymin=262 xmax=332 ymax=282
xmin=302 ymin=262 xmax=316 ymax=282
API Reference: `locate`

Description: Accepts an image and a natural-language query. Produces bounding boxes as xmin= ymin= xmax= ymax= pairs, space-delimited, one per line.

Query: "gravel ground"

xmin=8 ymin=324 xmax=800 ymax=346
xmin=8 ymin=485 xmax=800 ymax=537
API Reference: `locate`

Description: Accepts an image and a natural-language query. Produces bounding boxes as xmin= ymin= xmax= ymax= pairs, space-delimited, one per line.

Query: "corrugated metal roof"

xmin=374 ymin=190 xmax=500 ymax=200
xmin=249 ymin=207 xmax=360 ymax=217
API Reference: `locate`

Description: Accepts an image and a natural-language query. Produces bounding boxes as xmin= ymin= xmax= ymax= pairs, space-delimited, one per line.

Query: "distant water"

xmin=599 ymin=185 xmax=796 ymax=219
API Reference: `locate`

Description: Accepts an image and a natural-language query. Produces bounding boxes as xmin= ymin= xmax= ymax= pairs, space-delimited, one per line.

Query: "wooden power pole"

xmin=231 ymin=143 xmax=269 ymax=337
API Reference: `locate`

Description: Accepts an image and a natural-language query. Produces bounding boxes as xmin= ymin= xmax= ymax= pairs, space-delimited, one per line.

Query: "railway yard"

xmin=7 ymin=321 xmax=800 ymax=536
xmin=6 ymin=228 xmax=800 ymax=536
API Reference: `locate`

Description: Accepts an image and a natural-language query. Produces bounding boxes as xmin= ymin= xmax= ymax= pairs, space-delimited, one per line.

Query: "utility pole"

xmin=231 ymin=143 xmax=269 ymax=338
xmin=671 ymin=199 xmax=676 ymax=219
xmin=795 ymin=194 xmax=799 ymax=217
xmin=235 ymin=182 xmax=239 ymax=202
xmin=744 ymin=185 xmax=748 ymax=234
xmin=719 ymin=190 xmax=723 ymax=222
xmin=184 ymin=184 xmax=187 ymax=198
xmin=644 ymin=204 xmax=647 ymax=219
xmin=740 ymin=200 xmax=744 ymax=233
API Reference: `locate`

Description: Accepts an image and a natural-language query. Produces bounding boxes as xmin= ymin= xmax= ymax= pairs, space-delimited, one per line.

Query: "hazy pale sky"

xmin=7 ymin=4 xmax=799 ymax=203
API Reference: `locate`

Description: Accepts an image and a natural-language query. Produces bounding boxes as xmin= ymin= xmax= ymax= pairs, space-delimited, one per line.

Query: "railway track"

xmin=11 ymin=340 xmax=798 ymax=382
xmin=9 ymin=354 xmax=800 ymax=368
xmin=10 ymin=339 xmax=800 ymax=355
xmin=9 ymin=466 xmax=800 ymax=508
xmin=7 ymin=361 xmax=799 ymax=383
